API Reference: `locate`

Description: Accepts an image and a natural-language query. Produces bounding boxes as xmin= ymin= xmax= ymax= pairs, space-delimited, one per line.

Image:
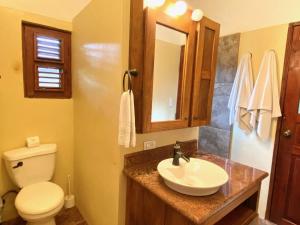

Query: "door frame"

xmin=265 ymin=21 xmax=300 ymax=220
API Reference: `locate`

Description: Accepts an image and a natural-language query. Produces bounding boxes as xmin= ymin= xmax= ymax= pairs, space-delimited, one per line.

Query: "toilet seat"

xmin=15 ymin=181 xmax=64 ymax=216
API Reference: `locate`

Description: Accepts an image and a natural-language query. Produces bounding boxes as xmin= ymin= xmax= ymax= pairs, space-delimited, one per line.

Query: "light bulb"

xmin=165 ymin=4 xmax=177 ymax=17
xmin=174 ymin=1 xmax=188 ymax=16
xmin=191 ymin=9 xmax=203 ymax=21
xmin=165 ymin=1 xmax=187 ymax=17
xmin=144 ymin=0 xmax=165 ymax=8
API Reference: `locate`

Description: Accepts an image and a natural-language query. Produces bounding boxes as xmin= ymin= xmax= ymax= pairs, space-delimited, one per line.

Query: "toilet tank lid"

xmin=3 ymin=144 xmax=57 ymax=161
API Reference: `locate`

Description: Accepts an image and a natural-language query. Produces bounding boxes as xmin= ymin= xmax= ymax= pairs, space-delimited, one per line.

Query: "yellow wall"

xmin=1 ymin=1 xmax=289 ymax=224
xmin=72 ymin=0 xmax=198 ymax=225
xmin=0 ymin=6 xmax=73 ymax=220
xmin=231 ymin=24 xmax=288 ymax=217
xmin=152 ymin=40 xmax=181 ymax=121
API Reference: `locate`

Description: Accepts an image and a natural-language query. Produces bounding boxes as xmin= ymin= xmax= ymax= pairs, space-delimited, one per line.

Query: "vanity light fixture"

xmin=144 ymin=0 xmax=165 ymax=8
xmin=165 ymin=0 xmax=187 ymax=17
xmin=191 ymin=9 xmax=204 ymax=21
xmin=165 ymin=4 xmax=177 ymax=17
xmin=174 ymin=1 xmax=188 ymax=15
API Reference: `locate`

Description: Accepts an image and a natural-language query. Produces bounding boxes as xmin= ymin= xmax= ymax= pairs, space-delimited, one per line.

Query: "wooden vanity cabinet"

xmin=129 ymin=0 xmax=220 ymax=133
xmin=126 ymin=178 xmax=260 ymax=225
xmin=125 ymin=178 xmax=192 ymax=225
xmin=124 ymin=142 xmax=267 ymax=225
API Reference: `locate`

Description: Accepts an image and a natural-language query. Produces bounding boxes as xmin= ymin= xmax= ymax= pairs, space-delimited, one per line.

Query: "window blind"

xmin=36 ymin=36 xmax=61 ymax=60
xmin=37 ymin=66 xmax=62 ymax=89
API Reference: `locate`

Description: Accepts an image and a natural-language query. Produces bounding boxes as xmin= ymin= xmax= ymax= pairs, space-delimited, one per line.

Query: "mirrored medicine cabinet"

xmin=129 ymin=0 xmax=220 ymax=133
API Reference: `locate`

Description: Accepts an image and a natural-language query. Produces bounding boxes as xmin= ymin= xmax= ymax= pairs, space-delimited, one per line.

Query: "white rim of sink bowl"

xmin=157 ymin=158 xmax=229 ymax=195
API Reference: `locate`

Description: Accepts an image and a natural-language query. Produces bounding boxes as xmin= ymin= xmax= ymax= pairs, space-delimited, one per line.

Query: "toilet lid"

xmin=15 ymin=181 xmax=64 ymax=215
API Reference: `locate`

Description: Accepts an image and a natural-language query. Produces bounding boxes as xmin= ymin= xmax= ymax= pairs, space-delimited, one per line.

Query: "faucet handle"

xmin=172 ymin=143 xmax=190 ymax=165
xmin=173 ymin=143 xmax=181 ymax=158
xmin=174 ymin=143 xmax=181 ymax=153
xmin=174 ymin=143 xmax=181 ymax=149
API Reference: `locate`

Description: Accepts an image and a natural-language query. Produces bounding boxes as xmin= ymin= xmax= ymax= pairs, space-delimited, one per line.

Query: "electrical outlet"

xmin=143 ymin=140 xmax=156 ymax=150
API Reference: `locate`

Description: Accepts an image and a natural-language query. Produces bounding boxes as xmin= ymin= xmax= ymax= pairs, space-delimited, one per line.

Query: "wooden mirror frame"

xmin=142 ymin=8 xmax=196 ymax=133
xmin=129 ymin=0 xmax=220 ymax=133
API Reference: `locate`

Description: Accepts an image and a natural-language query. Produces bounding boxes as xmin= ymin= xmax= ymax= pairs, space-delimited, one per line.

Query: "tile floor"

xmin=3 ymin=207 xmax=87 ymax=225
xmin=250 ymin=218 xmax=276 ymax=225
xmin=3 ymin=207 xmax=276 ymax=225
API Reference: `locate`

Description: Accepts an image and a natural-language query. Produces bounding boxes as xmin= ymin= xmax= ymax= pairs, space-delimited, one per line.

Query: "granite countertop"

xmin=124 ymin=152 xmax=268 ymax=225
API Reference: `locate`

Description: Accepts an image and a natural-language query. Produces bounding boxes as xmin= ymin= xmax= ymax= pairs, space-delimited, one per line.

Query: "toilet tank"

xmin=3 ymin=144 xmax=57 ymax=188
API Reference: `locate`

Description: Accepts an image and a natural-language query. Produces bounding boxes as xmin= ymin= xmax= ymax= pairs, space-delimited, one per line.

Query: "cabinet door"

xmin=126 ymin=178 xmax=166 ymax=225
xmin=165 ymin=206 xmax=193 ymax=225
xmin=190 ymin=17 xmax=220 ymax=127
xmin=142 ymin=8 xmax=196 ymax=133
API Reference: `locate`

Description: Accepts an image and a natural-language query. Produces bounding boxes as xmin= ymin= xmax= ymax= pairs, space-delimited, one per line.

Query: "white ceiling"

xmin=188 ymin=0 xmax=300 ymax=36
xmin=1 ymin=0 xmax=300 ymax=34
xmin=0 ymin=0 xmax=91 ymax=21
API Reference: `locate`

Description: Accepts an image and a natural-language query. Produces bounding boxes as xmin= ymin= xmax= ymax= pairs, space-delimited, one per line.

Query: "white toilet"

xmin=3 ymin=144 xmax=64 ymax=225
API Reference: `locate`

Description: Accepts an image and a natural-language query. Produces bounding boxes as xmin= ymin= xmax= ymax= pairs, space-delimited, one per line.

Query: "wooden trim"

xmin=142 ymin=7 xmax=196 ymax=133
xmin=150 ymin=120 xmax=191 ymax=132
xmin=176 ymin=45 xmax=185 ymax=119
xmin=142 ymin=8 xmax=156 ymax=132
xmin=129 ymin=0 xmax=220 ymax=133
xmin=152 ymin=9 xmax=191 ymax=33
xmin=22 ymin=21 xmax=71 ymax=34
xmin=129 ymin=0 xmax=145 ymax=133
xmin=265 ymin=22 xmax=294 ymax=220
xmin=291 ymin=21 xmax=300 ymax=26
xmin=190 ymin=17 xmax=220 ymax=127
xmin=22 ymin=22 xmax=72 ymax=99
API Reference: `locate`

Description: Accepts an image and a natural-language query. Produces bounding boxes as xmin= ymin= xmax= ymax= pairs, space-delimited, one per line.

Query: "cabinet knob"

xmin=283 ymin=129 xmax=292 ymax=137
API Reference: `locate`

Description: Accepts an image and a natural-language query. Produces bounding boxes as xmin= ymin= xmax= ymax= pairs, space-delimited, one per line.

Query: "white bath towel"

xmin=118 ymin=91 xmax=136 ymax=148
xmin=248 ymin=50 xmax=281 ymax=140
xmin=228 ymin=53 xmax=254 ymax=133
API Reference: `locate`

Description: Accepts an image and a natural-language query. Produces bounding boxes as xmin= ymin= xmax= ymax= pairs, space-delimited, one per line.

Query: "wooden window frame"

xmin=22 ymin=21 xmax=72 ymax=98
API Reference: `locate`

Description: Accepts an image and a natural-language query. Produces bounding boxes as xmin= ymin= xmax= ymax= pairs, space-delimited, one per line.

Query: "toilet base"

xmin=27 ymin=218 xmax=56 ymax=225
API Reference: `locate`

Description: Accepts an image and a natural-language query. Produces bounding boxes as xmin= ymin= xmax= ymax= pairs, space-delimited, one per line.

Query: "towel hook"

xmin=123 ymin=69 xmax=138 ymax=92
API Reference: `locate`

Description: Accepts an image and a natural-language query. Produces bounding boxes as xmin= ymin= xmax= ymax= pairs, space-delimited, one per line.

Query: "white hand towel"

xmin=130 ymin=92 xmax=136 ymax=147
xmin=247 ymin=50 xmax=281 ymax=140
xmin=118 ymin=91 xmax=136 ymax=148
xmin=228 ymin=53 xmax=254 ymax=133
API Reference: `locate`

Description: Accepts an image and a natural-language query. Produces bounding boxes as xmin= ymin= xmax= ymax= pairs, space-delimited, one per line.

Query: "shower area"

xmin=199 ymin=33 xmax=240 ymax=158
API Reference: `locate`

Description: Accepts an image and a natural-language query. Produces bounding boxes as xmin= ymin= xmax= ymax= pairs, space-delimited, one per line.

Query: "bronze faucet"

xmin=172 ymin=143 xmax=190 ymax=166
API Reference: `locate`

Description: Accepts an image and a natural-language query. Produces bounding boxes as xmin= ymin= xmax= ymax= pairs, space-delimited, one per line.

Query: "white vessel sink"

xmin=157 ymin=158 xmax=229 ymax=196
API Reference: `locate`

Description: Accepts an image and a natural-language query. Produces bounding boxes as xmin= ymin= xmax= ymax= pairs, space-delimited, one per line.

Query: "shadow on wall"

xmin=199 ymin=33 xmax=240 ymax=158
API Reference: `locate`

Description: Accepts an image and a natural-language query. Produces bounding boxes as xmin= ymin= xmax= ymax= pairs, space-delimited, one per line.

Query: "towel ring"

xmin=123 ymin=69 xmax=138 ymax=92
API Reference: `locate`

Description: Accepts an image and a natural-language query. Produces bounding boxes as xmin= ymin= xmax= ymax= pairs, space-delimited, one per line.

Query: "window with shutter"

xmin=22 ymin=22 xmax=71 ymax=98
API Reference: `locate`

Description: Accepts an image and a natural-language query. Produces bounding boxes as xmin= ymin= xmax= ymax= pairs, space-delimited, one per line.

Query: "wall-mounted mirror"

xmin=151 ymin=24 xmax=187 ymax=122
xmin=141 ymin=8 xmax=196 ymax=132
xmin=129 ymin=4 xmax=220 ymax=133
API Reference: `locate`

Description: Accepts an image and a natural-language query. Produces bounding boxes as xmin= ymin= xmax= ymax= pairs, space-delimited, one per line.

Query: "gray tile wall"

xmin=199 ymin=33 xmax=240 ymax=158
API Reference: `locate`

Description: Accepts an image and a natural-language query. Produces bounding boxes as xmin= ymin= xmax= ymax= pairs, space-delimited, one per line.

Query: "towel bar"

xmin=123 ymin=69 xmax=138 ymax=92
